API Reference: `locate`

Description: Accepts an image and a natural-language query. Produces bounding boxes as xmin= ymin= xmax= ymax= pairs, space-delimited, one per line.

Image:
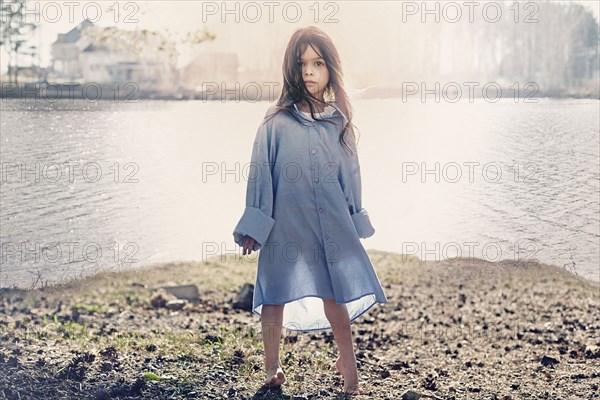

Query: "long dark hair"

xmin=266 ymin=26 xmax=359 ymax=156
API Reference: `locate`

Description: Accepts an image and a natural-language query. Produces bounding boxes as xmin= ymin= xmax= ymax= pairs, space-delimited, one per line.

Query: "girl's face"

xmin=299 ymin=44 xmax=329 ymax=101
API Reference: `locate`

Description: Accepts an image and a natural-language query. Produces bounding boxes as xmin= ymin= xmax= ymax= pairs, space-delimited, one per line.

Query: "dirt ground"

xmin=0 ymin=250 xmax=598 ymax=399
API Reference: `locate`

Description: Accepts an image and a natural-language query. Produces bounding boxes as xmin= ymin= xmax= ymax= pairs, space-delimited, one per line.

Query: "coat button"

xmin=324 ymin=234 xmax=329 ymax=240
xmin=311 ymin=149 xmax=317 ymax=154
xmin=314 ymin=178 xmax=319 ymax=184
xmin=319 ymin=207 xmax=324 ymax=213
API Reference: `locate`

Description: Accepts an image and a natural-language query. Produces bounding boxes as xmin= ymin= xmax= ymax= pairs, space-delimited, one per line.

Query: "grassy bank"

xmin=0 ymin=251 xmax=598 ymax=399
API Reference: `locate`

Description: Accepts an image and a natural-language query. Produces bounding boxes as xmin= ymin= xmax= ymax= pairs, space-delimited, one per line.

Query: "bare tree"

xmin=0 ymin=0 xmax=39 ymax=84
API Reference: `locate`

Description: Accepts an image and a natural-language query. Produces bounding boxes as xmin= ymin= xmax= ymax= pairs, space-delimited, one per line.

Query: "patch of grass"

xmin=143 ymin=372 xmax=161 ymax=381
xmin=72 ymin=303 xmax=103 ymax=314
xmin=57 ymin=320 xmax=88 ymax=340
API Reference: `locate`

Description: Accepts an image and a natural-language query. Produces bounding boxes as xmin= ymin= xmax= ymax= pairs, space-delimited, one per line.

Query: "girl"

xmin=233 ymin=26 xmax=388 ymax=395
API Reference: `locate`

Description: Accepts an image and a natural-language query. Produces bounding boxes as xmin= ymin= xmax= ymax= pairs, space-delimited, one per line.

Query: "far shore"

xmin=0 ymin=81 xmax=598 ymax=101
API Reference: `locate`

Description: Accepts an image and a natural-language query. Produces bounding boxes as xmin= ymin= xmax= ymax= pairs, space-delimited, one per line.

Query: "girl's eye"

xmin=297 ymin=61 xmax=324 ymax=67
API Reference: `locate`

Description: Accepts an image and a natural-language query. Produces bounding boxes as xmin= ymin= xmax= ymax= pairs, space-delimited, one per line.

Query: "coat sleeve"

xmin=346 ymin=135 xmax=375 ymax=239
xmin=232 ymin=119 xmax=275 ymax=251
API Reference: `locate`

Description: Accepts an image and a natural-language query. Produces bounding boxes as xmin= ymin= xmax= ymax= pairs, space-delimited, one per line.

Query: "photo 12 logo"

xmin=1 ymin=81 xmax=141 ymax=102
xmin=401 ymin=82 xmax=539 ymax=103
xmin=200 ymin=1 xmax=341 ymax=23
xmin=1 ymin=1 xmax=140 ymax=24
xmin=401 ymin=241 xmax=540 ymax=263
xmin=401 ymin=1 xmax=540 ymax=24
xmin=202 ymin=240 xmax=340 ymax=265
xmin=1 ymin=161 xmax=140 ymax=184
xmin=201 ymin=160 xmax=343 ymax=184
xmin=401 ymin=161 xmax=540 ymax=184
xmin=196 ymin=82 xmax=280 ymax=103
xmin=1 ymin=241 xmax=140 ymax=265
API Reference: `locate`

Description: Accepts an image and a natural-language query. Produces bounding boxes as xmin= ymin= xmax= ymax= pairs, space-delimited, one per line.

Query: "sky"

xmin=1 ymin=0 xmax=598 ymax=76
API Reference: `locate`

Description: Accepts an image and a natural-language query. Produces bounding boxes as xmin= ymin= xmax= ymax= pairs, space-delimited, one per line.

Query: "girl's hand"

xmin=242 ymin=235 xmax=256 ymax=255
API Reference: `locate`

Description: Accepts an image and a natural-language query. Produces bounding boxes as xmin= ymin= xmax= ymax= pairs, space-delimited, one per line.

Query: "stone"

xmin=401 ymin=391 xmax=422 ymax=400
xmin=150 ymin=289 xmax=173 ymax=308
xmin=232 ymin=283 xmax=254 ymax=311
xmin=541 ymin=355 xmax=559 ymax=366
xmin=165 ymin=299 xmax=188 ymax=311
xmin=158 ymin=284 xmax=200 ymax=303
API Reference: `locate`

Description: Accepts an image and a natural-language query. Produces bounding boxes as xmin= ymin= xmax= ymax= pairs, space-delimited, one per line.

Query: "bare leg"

xmin=261 ymin=304 xmax=286 ymax=387
xmin=322 ymin=299 xmax=360 ymax=394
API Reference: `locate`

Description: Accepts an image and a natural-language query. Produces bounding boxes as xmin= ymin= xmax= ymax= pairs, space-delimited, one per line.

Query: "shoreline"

xmin=2 ymin=251 xmax=598 ymax=292
xmin=1 ymin=250 xmax=598 ymax=399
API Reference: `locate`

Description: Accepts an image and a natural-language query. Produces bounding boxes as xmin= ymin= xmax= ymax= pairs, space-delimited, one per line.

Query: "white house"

xmin=50 ymin=19 xmax=177 ymax=91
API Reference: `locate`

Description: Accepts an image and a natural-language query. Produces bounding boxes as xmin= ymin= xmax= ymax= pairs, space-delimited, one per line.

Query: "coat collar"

xmin=291 ymin=101 xmax=349 ymax=125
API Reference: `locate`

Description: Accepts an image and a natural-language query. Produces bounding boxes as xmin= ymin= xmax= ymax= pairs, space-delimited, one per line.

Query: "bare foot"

xmin=343 ymin=381 xmax=360 ymax=395
xmin=335 ymin=356 xmax=360 ymax=394
xmin=264 ymin=365 xmax=286 ymax=387
xmin=342 ymin=387 xmax=362 ymax=396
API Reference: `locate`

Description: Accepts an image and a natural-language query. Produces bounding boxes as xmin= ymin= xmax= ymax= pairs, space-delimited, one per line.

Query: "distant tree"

xmin=81 ymin=24 xmax=215 ymax=68
xmin=0 ymin=0 xmax=38 ymax=83
xmin=486 ymin=1 xmax=598 ymax=93
xmin=564 ymin=3 xmax=599 ymax=86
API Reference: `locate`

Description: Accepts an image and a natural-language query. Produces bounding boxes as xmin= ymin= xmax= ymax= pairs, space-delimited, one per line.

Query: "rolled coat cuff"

xmin=233 ymin=206 xmax=275 ymax=251
xmin=351 ymin=208 xmax=375 ymax=239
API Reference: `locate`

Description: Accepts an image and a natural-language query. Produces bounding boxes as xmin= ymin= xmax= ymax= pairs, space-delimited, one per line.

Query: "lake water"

xmin=1 ymin=98 xmax=598 ymax=288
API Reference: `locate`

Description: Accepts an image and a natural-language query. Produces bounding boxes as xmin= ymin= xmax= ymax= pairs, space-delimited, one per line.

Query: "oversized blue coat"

xmin=233 ymin=101 xmax=388 ymax=332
